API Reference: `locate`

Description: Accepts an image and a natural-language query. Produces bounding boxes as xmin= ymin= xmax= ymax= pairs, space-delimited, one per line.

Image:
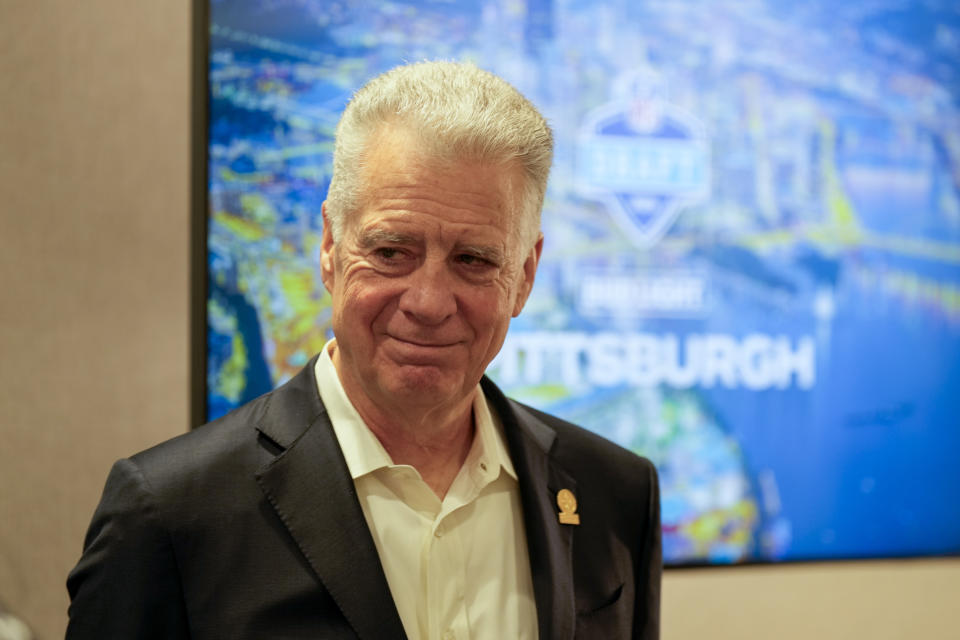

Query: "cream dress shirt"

xmin=315 ymin=342 xmax=538 ymax=640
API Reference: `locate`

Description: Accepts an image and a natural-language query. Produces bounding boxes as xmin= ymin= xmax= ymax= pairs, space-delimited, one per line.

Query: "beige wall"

xmin=0 ymin=2 xmax=957 ymax=639
xmin=0 ymin=2 xmax=191 ymax=637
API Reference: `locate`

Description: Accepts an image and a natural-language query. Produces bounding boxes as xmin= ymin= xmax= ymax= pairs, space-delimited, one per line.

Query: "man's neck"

xmin=331 ymin=346 xmax=477 ymax=499
xmin=363 ymin=407 xmax=475 ymax=500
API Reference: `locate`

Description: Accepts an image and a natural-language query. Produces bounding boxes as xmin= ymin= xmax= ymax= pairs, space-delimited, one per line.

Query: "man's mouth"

xmin=388 ymin=335 xmax=460 ymax=348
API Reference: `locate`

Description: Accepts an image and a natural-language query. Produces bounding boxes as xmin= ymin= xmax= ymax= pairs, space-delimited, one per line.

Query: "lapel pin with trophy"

xmin=556 ymin=488 xmax=580 ymax=525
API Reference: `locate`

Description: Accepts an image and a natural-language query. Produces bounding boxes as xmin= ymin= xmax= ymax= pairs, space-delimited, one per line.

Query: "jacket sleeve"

xmin=66 ymin=458 xmax=191 ymax=639
xmin=634 ymin=460 xmax=662 ymax=640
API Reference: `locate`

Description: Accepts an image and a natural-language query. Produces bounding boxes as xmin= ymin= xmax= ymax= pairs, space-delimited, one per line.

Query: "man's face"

xmin=321 ymin=128 xmax=542 ymax=415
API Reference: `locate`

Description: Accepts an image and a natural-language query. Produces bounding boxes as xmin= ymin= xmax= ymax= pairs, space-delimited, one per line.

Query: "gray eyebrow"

xmin=356 ymin=228 xmax=507 ymax=265
xmin=356 ymin=228 xmax=417 ymax=248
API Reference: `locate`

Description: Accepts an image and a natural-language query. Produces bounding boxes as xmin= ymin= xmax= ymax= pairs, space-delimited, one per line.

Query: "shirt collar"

xmin=469 ymin=374 xmax=518 ymax=482
xmin=314 ymin=339 xmax=517 ymax=482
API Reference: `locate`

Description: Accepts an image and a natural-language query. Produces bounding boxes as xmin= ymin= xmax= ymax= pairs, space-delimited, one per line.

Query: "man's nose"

xmin=397 ymin=260 xmax=458 ymax=325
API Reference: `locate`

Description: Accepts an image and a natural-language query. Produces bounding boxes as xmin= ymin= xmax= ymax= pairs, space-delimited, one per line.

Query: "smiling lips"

xmin=384 ymin=336 xmax=464 ymax=367
xmin=387 ymin=334 xmax=462 ymax=349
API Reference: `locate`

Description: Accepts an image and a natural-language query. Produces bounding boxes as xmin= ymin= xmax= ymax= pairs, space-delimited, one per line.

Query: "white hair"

xmin=325 ymin=61 xmax=553 ymax=248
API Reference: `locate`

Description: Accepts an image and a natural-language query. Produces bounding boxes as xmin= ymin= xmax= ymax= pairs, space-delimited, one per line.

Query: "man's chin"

xmin=377 ymin=365 xmax=471 ymax=407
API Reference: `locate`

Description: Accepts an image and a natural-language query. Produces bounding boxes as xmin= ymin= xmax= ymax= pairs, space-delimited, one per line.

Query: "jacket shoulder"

xmin=130 ymin=391 xmax=270 ymax=484
xmin=130 ymin=358 xmax=325 ymax=491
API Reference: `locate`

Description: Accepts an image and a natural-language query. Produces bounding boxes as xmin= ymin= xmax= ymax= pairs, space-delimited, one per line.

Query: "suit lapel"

xmin=254 ymin=359 xmax=407 ymax=640
xmin=482 ymin=378 xmax=576 ymax=640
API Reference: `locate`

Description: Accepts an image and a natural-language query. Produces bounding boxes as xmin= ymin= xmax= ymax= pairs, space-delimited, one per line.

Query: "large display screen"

xmin=202 ymin=0 xmax=960 ymax=564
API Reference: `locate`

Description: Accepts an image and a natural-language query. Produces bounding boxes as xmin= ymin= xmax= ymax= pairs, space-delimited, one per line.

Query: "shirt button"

xmin=434 ymin=524 xmax=444 ymax=538
xmin=443 ymin=631 xmax=454 ymax=640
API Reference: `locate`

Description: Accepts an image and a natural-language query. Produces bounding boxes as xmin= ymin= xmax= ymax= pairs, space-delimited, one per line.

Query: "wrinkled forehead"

xmin=352 ymin=124 xmax=529 ymax=238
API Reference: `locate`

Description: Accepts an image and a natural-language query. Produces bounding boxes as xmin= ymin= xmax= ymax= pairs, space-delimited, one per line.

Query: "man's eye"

xmin=374 ymin=247 xmax=401 ymax=260
xmin=458 ymin=254 xmax=492 ymax=267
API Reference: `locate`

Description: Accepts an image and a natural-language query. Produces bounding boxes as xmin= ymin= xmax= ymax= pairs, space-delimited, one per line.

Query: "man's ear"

xmin=320 ymin=202 xmax=336 ymax=293
xmin=512 ymin=233 xmax=544 ymax=317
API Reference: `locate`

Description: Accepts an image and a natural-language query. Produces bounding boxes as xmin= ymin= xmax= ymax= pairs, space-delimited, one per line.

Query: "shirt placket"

xmin=425 ymin=512 xmax=469 ymax=640
xmin=424 ymin=454 xmax=495 ymax=640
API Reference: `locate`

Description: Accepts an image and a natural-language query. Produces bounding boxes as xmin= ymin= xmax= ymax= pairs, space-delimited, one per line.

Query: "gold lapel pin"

xmin=556 ymin=488 xmax=580 ymax=525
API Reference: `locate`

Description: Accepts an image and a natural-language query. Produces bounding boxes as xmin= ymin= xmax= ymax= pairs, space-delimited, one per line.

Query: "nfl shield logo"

xmin=576 ymin=72 xmax=711 ymax=248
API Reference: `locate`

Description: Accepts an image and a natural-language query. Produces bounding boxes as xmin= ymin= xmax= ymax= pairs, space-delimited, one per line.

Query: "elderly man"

xmin=67 ymin=62 xmax=661 ymax=639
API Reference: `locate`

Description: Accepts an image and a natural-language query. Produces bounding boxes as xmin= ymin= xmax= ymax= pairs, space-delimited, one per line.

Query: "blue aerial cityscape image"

xmin=205 ymin=0 xmax=960 ymax=564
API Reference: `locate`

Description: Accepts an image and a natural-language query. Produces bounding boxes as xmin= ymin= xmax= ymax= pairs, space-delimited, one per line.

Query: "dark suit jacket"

xmin=66 ymin=359 xmax=661 ymax=639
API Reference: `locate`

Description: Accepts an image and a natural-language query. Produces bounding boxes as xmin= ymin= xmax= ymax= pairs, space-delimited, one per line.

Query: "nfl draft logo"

xmin=576 ymin=72 xmax=711 ymax=248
